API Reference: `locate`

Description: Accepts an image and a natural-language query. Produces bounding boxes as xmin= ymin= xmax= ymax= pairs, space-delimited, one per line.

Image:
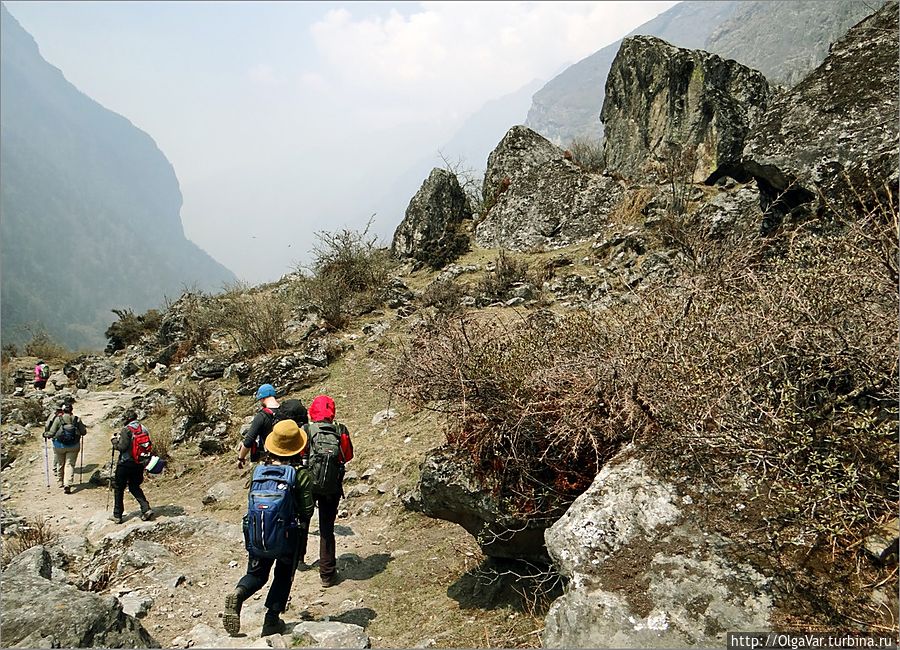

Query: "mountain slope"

xmin=0 ymin=4 xmax=236 ymax=350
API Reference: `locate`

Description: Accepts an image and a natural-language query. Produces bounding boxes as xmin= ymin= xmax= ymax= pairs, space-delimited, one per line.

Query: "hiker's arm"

xmin=114 ymin=427 xmax=131 ymax=452
xmin=237 ymin=413 xmax=266 ymax=466
xmin=44 ymin=416 xmax=58 ymax=438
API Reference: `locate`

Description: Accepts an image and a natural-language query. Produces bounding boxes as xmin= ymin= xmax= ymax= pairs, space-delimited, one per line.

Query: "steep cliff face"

xmin=525 ymin=0 xmax=880 ymax=147
xmin=0 ymin=5 xmax=236 ymax=350
xmin=601 ymin=36 xmax=771 ymax=182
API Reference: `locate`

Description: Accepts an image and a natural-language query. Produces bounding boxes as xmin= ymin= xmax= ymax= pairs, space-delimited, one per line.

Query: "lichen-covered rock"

xmin=710 ymin=3 xmax=899 ymax=225
xmin=481 ymin=125 xmax=563 ymax=205
xmin=542 ymin=454 xmax=772 ymax=648
xmin=292 ymin=621 xmax=371 ymax=648
xmin=392 ymin=168 xmax=472 ymax=269
xmin=412 ymin=447 xmax=549 ymax=562
xmin=1 ymin=546 xmax=159 ymax=648
xmin=602 ymin=35 xmax=771 ymax=182
xmin=476 ymin=158 xmax=624 ymax=251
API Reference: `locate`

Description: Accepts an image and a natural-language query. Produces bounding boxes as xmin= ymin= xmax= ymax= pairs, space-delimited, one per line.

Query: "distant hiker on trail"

xmin=302 ymin=394 xmax=353 ymax=588
xmin=236 ymin=384 xmax=308 ymax=469
xmin=34 ymin=360 xmax=50 ymax=390
xmin=224 ymin=419 xmax=315 ymax=637
xmin=44 ymin=402 xmax=86 ymax=493
xmin=45 ymin=402 xmax=65 ymax=478
xmin=109 ymin=410 xmax=154 ymax=524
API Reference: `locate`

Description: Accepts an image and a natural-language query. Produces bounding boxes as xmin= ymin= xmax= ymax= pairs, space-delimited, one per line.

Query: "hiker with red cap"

xmin=302 ymin=394 xmax=353 ymax=588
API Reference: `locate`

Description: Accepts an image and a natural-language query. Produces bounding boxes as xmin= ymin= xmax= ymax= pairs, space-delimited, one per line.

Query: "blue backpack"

xmin=243 ymin=464 xmax=298 ymax=559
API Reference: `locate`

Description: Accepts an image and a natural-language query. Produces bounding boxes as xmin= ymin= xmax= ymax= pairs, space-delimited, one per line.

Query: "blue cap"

xmin=255 ymin=384 xmax=276 ymax=400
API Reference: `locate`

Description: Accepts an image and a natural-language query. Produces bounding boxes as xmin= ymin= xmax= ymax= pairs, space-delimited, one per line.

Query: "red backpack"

xmin=128 ymin=422 xmax=153 ymax=465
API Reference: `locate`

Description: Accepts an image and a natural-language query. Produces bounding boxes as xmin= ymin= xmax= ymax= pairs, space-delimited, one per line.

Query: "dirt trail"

xmin=4 ymin=386 xmax=520 ymax=649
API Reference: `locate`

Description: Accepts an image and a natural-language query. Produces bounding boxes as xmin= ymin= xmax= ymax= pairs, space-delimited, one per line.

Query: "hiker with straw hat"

xmin=223 ymin=419 xmax=315 ymax=638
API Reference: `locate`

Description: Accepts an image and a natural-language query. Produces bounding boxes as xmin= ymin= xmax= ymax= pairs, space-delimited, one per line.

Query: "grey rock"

xmin=202 ymin=482 xmax=235 ymax=506
xmin=371 ymin=408 xmax=397 ymax=426
xmin=413 ymin=447 xmax=550 ymax=562
xmin=1 ymin=550 xmax=158 ymax=648
xmin=482 ymin=125 xmax=561 ymax=205
xmin=711 ymin=3 xmax=899 ymax=229
xmin=392 ymin=168 xmax=472 ymax=269
xmin=119 ymin=540 xmax=173 ymax=571
xmin=292 ymin=621 xmax=370 ymax=648
xmin=118 ymin=591 xmax=154 ymax=618
xmin=542 ymin=452 xmax=772 ymax=648
xmin=601 ymin=35 xmax=771 ymax=183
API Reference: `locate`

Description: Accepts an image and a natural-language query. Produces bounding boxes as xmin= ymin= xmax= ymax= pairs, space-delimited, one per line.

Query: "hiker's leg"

xmin=263 ymin=556 xmax=296 ymax=613
xmin=113 ymin=464 xmax=127 ymax=518
xmin=63 ymin=447 xmax=78 ymax=488
xmin=53 ymin=448 xmax=66 ymax=487
xmin=317 ymin=493 xmax=340 ymax=581
xmin=237 ymin=555 xmax=273 ymax=598
xmin=126 ymin=465 xmax=151 ymax=513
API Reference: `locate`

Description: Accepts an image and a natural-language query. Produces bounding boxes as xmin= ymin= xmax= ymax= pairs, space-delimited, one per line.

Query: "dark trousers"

xmin=237 ymin=529 xmax=302 ymax=613
xmin=113 ymin=463 xmax=150 ymax=518
xmin=313 ymin=493 xmax=340 ymax=580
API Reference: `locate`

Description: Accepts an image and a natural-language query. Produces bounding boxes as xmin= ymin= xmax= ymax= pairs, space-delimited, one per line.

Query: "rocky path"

xmin=2 ymin=387 xmax=487 ymax=649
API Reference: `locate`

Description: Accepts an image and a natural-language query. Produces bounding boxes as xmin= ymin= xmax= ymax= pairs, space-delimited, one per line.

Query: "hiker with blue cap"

xmin=236 ymin=384 xmax=308 ymax=469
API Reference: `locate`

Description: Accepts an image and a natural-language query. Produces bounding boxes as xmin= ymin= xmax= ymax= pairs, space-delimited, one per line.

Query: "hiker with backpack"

xmin=224 ymin=418 xmax=315 ymax=637
xmin=109 ymin=409 xmax=154 ymax=524
xmin=34 ymin=360 xmax=50 ymax=390
xmin=43 ymin=402 xmax=86 ymax=493
xmin=302 ymin=394 xmax=354 ymax=588
xmin=45 ymin=403 xmax=66 ymax=479
xmin=236 ymin=384 xmax=308 ymax=469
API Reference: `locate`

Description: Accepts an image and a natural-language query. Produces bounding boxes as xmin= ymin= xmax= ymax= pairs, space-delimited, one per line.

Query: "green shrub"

xmin=105 ymin=308 xmax=163 ymax=353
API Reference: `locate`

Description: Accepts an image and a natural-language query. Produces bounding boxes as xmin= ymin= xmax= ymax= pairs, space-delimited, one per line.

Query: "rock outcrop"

xmin=391 ymin=168 xmax=472 ymax=269
xmin=542 ymin=454 xmax=772 ymax=648
xmin=601 ymin=35 xmax=771 ymax=182
xmin=475 ymin=126 xmax=624 ymax=251
xmin=1 ymin=546 xmax=159 ymax=648
xmin=709 ymin=2 xmax=899 ymax=225
xmin=410 ymin=447 xmax=550 ymax=562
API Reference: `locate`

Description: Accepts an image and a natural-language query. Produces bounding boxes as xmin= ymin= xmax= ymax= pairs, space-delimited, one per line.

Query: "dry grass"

xmin=0 ymin=516 xmax=58 ymax=566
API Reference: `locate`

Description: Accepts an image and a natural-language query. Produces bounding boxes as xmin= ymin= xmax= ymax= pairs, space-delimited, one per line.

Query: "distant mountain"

xmin=0 ymin=4 xmax=236 ymax=350
xmin=525 ymin=0 xmax=882 ymax=146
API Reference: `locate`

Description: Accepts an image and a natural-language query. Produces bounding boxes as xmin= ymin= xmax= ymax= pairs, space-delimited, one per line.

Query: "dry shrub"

xmin=477 ymin=251 xmax=531 ymax=301
xmin=566 ymin=136 xmax=605 ymax=172
xmin=1 ymin=516 xmax=57 ymax=566
xmin=420 ymin=278 xmax=465 ymax=315
xmin=104 ymin=308 xmax=162 ymax=354
xmin=216 ymin=283 xmax=288 ymax=355
xmin=393 ymin=183 xmax=898 ymax=549
xmin=392 ymin=310 xmax=638 ymax=517
xmin=174 ymin=383 xmax=212 ymax=430
xmin=22 ymin=327 xmax=70 ymax=361
xmin=297 ymin=220 xmax=396 ymax=329
xmin=609 ymin=188 xmax=654 ymax=227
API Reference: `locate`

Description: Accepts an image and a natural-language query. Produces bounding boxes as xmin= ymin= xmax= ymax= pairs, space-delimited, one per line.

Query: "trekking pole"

xmin=43 ymin=438 xmax=50 ymax=488
xmin=106 ymin=445 xmax=114 ymax=511
xmin=79 ymin=443 xmax=85 ymax=486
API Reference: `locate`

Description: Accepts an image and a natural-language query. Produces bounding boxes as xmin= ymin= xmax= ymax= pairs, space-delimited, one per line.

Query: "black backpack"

xmin=304 ymin=422 xmax=346 ymax=496
xmin=250 ymin=399 xmax=309 ymax=461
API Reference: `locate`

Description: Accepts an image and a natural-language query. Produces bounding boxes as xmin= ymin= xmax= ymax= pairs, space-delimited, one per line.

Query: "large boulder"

xmin=601 ymin=35 xmax=772 ymax=182
xmin=481 ymin=125 xmax=562 ymax=205
xmin=710 ymin=3 xmax=899 ymax=225
xmin=391 ymin=168 xmax=472 ymax=269
xmin=411 ymin=447 xmax=550 ymax=562
xmin=475 ymin=125 xmax=624 ymax=251
xmin=541 ymin=454 xmax=772 ymax=648
xmin=475 ymin=157 xmax=624 ymax=251
xmin=1 ymin=546 xmax=159 ymax=648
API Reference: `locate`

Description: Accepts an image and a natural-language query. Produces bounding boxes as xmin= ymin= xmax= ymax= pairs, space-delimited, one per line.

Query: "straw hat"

xmin=264 ymin=419 xmax=308 ymax=457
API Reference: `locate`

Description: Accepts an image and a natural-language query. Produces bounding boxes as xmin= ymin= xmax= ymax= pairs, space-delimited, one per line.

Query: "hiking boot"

xmin=110 ymin=515 xmax=123 ymax=524
xmin=222 ymin=588 xmax=247 ymax=636
xmin=63 ymin=486 xmax=71 ymax=494
xmin=261 ymin=610 xmax=286 ymax=636
xmin=140 ymin=509 xmax=154 ymax=521
xmin=320 ymin=572 xmax=339 ymax=588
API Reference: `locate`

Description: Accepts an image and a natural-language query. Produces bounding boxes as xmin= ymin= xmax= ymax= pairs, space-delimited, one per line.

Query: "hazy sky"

xmin=4 ymin=1 xmax=677 ymax=284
